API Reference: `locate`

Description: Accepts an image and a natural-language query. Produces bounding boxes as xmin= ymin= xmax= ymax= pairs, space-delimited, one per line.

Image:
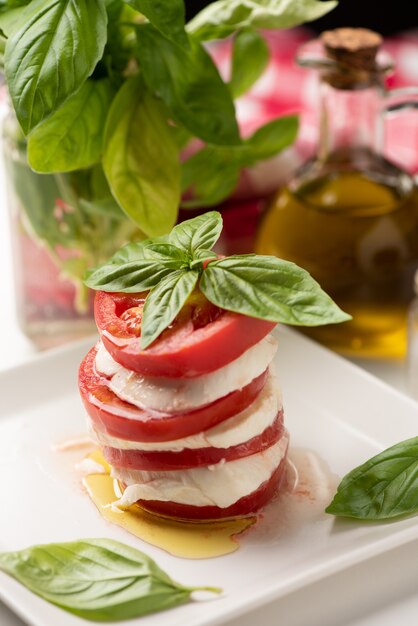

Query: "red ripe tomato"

xmin=132 ymin=452 xmax=288 ymax=520
xmin=79 ymin=346 xmax=269 ymax=442
xmin=94 ymin=291 xmax=276 ymax=378
xmin=102 ymin=412 xmax=284 ymax=471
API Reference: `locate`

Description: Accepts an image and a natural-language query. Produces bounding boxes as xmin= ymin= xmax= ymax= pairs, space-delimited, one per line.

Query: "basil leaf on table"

xmin=28 ymin=79 xmax=115 ymax=173
xmin=0 ymin=538 xmax=221 ymax=621
xmin=230 ymin=30 xmax=270 ymax=99
xmin=188 ymin=0 xmax=338 ymax=41
xmin=200 ymin=255 xmax=351 ymax=326
xmin=136 ymin=23 xmax=240 ymax=146
xmin=326 ymin=437 xmax=418 ymax=520
xmin=5 ymin=0 xmax=108 ymax=134
xmin=125 ymin=0 xmax=188 ymax=49
xmin=141 ymin=270 xmax=199 ymax=349
xmin=169 ymin=211 xmax=223 ymax=258
xmin=103 ymin=77 xmax=180 ymax=237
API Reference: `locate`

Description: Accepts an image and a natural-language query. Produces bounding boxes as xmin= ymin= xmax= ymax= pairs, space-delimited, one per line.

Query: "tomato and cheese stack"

xmin=79 ymin=290 xmax=289 ymax=520
xmin=80 ymin=212 xmax=349 ymax=520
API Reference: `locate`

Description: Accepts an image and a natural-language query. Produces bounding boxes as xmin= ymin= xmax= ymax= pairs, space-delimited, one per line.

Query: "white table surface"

xmin=1 ymin=172 xmax=418 ymax=626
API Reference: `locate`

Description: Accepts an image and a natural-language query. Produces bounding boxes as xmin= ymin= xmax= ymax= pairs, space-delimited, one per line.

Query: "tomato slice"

xmin=79 ymin=346 xmax=268 ymax=442
xmin=94 ymin=291 xmax=276 ymax=378
xmin=133 ymin=453 xmax=288 ymax=520
xmin=102 ymin=411 xmax=284 ymax=471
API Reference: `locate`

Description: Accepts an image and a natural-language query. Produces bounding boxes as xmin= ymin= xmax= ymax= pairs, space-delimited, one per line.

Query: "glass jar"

xmin=257 ymin=28 xmax=418 ymax=359
xmin=3 ymin=98 xmax=139 ymax=348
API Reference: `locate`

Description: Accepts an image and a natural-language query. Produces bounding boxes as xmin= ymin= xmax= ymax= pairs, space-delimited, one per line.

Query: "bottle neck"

xmin=318 ymin=82 xmax=382 ymax=162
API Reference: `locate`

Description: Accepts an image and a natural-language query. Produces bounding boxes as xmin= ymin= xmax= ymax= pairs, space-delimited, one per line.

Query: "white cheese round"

xmin=95 ymin=334 xmax=278 ymax=414
xmin=91 ymin=371 xmax=282 ymax=451
xmin=109 ymin=433 xmax=289 ymax=509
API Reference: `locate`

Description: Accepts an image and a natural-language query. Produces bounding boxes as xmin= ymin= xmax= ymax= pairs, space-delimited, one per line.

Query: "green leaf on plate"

xmin=136 ymin=23 xmax=240 ymax=146
xmin=103 ymin=77 xmax=180 ymax=237
xmin=0 ymin=538 xmax=221 ymax=621
xmin=188 ymin=0 xmax=338 ymax=40
xmin=200 ymin=254 xmax=352 ymax=326
xmin=326 ymin=437 xmax=418 ymax=520
xmin=169 ymin=211 xmax=223 ymax=257
xmin=5 ymin=0 xmax=108 ymax=133
xmin=125 ymin=0 xmax=188 ymax=48
xmin=230 ymin=30 xmax=270 ymax=98
xmin=141 ymin=269 xmax=199 ymax=348
xmin=28 ymin=79 xmax=115 ymax=173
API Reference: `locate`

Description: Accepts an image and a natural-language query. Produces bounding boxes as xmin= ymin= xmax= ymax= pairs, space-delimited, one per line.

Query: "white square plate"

xmin=1 ymin=328 xmax=418 ymax=626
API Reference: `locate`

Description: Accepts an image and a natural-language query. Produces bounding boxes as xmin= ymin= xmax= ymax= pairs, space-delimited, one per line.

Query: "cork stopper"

xmin=320 ymin=28 xmax=383 ymax=89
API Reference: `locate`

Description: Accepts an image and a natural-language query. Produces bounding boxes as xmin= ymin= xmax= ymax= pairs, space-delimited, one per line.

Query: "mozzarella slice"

xmin=91 ymin=371 xmax=282 ymax=451
xmin=95 ymin=334 xmax=278 ymax=413
xmin=110 ymin=433 xmax=289 ymax=509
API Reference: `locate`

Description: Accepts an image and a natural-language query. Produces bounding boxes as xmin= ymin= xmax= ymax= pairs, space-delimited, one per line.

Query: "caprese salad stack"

xmin=79 ymin=212 xmax=349 ymax=521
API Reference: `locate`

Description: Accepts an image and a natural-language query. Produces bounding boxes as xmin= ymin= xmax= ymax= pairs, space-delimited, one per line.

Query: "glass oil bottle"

xmin=257 ymin=28 xmax=418 ymax=358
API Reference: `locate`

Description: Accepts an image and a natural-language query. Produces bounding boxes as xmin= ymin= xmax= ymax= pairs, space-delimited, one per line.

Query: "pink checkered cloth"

xmin=211 ymin=27 xmax=418 ymax=199
xmin=207 ymin=28 xmax=418 ymax=253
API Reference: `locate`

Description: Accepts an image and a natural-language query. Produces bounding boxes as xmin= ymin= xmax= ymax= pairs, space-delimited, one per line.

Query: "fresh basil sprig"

xmin=0 ymin=0 xmax=338 ymax=238
xmin=0 ymin=538 xmax=221 ymax=622
xmin=86 ymin=211 xmax=351 ymax=349
xmin=326 ymin=437 xmax=418 ymax=521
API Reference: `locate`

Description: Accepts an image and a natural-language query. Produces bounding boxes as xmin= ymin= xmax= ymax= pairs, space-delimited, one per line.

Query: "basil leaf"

xmin=188 ymin=0 xmax=338 ymax=41
xmin=326 ymin=438 xmax=418 ymax=520
xmin=240 ymin=115 xmax=299 ymax=164
xmin=27 ymin=79 xmax=114 ymax=173
xmin=0 ymin=5 xmax=27 ymax=37
xmin=181 ymin=147 xmax=241 ymax=208
xmin=141 ymin=269 xmax=199 ymax=348
xmin=230 ymin=30 xmax=269 ymax=98
xmin=200 ymin=255 xmax=351 ymax=326
xmin=181 ymin=117 xmax=297 ymax=207
xmin=0 ymin=538 xmax=220 ymax=621
xmin=125 ymin=0 xmax=188 ymax=49
xmin=85 ymin=256 xmax=181 ymax=292
xmin=136 ymin=24 xmax=240 ymax=146
xmin=103 ymin=77 xmax=180 ymax=237
xmin=169 ymin=211 xmax=223 ymax=257
xmin=5 ymin=0 xmax=108 ymax=134
xmin=143 ymin=242 xmax=188 ymax=263
xmin=4 ymin=155 xmax=64 ymax=247
xmin=79 ymin=197 xmax=125 ymax=220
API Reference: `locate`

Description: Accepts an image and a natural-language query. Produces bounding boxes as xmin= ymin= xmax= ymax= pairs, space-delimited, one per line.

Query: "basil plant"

xmin=0 ymin=0 xmax=336 ymax=311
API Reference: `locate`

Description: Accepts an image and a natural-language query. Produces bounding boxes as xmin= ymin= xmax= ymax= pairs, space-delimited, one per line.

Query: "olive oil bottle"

xmin=257 ymin=29 xmax=418 ymax=358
